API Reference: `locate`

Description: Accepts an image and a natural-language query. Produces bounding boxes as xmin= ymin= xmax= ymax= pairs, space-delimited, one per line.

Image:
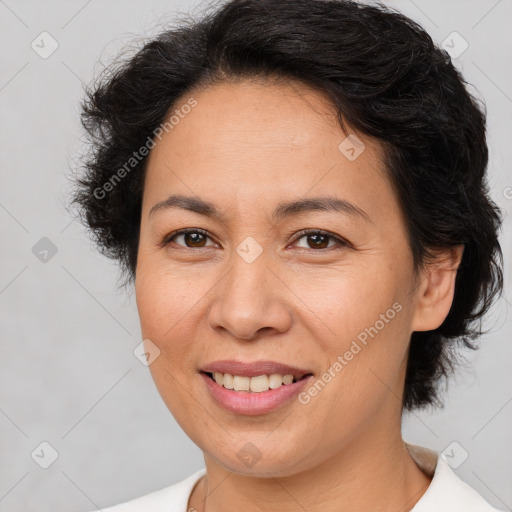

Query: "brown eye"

xmin=181 ymin=232 xmax=207 ymax=247
xmin=292 ymin=229 xmax=348 ymax=250
xmin=305 ymin=233 xmax=330 ymax=249
xmin=164 ymin=229 xmax=216 ymax=248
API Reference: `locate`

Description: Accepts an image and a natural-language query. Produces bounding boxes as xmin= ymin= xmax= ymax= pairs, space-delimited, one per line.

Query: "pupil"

xmin=309 ymin=234 xmax=328 ymax=249
xmin=186 ymin=232 xmax=205 ymax=247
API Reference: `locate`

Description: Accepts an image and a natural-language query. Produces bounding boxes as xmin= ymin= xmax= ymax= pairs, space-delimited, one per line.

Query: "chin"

xmin=201 ymin=431 xmax=316 ymax=477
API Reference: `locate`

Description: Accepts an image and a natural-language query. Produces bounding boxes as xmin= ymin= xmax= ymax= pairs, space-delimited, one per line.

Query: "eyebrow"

xmin=148 ymin=194 xmax=370 ymax=223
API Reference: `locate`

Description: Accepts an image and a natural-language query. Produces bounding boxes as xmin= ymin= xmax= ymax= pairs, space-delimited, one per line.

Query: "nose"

xmin=207 ymin=251 xmax=293 ymax=341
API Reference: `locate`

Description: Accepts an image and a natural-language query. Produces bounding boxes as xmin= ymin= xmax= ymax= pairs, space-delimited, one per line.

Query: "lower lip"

xmin=201 ymin=372 xmax=313 ymax=416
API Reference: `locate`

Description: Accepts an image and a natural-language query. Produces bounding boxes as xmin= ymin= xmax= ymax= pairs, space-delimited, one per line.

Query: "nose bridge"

xmin=225 ymin=229 xmax=274 ymax=299
xmin=208 ymin=241 xmax=291 ymax=339
xmin=229 ymin=244 xmax=270 ymax=300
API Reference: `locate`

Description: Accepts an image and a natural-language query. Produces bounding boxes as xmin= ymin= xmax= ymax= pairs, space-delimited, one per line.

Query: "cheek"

xmin=293 ymin=263 xmax=411 ymax=399
xmin=292 ymin=262 xmax=405 ymax=343
xmin=136 ymin=252 xmax=207 ymax=329
xmin=135 ymin=263 xmax=210 ymax=427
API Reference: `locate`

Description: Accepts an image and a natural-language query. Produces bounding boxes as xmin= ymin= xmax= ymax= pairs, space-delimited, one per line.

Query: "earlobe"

xmin=411 ymin=245 xmax=465 ymax=332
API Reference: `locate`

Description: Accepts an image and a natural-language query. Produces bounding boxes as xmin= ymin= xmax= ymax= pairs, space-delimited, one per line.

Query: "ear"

xmin=411 ymin=245 xmax=465 ymax=332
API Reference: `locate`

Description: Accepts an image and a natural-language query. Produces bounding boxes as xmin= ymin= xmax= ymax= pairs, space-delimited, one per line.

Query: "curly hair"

xmin=72 ymin=0 xmax=503 ymax=411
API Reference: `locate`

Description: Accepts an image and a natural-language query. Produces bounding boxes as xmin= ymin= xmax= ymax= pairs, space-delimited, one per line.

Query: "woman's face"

xmin=135 ymin=79 xmax=424 ymax=476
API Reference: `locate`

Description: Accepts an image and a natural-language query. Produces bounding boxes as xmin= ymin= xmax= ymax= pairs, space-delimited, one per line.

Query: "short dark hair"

xmin=72 ymin=0 xmax=503 ymax=411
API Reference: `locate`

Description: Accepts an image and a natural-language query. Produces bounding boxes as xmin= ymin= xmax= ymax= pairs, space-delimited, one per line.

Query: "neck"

xmin=189 ymin=420 xmax=432 ymax=512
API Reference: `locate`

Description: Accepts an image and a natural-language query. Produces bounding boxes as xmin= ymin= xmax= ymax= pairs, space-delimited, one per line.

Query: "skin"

xmin=135 ymin=78 xmax=464 ymax=512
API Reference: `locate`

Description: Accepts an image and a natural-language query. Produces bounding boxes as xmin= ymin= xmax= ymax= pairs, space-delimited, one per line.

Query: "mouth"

xmin=199 ymin=360 xmax=314 ymax=415
xmin=201 ymin=371 xmax=312 ymax=392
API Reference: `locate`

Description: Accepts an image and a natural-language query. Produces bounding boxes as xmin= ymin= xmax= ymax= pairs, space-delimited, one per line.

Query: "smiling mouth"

xmin=202 ymin=371 xmax=313 ymax=393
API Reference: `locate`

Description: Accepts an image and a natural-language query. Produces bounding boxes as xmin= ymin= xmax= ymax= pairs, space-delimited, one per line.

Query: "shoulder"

xmin=407 ymin=443 xmax=505 ymax=512
xmin=85 ymin=468 xmax=206 ymax=512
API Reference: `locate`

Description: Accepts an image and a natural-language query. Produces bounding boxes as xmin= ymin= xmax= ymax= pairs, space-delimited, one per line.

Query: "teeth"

xmin=211 ymin=372 xmax=299 ymax=392
xmin=223 ymin=373 xmax=234 ymax=389
xmin=249 ymin=375 xmax=268 ymax=392
xmin=282 ymin=374 xmax=293 ymax=385
xmin=269 ymin=374 xmax=283 ymax=389
xmin=233 ymin=375 xmax=250 ymax=391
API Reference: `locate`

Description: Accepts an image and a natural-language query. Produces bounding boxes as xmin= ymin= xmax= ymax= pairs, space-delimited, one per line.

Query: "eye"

xmin=162 ymin=228 xmax=217 ymax=249
xmin=290 ymin=229 xmax=349 ymax=250
xmin=162 ymin=228 xmax=350 ymax=251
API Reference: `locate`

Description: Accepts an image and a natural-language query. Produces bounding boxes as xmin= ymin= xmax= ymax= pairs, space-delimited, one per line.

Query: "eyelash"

xmin=162 ymin=228 xmax=350 ymax=251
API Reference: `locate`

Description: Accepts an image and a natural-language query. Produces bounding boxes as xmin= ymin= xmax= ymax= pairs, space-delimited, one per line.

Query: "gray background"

xmin=0 ymin=0 xmax=510 ymax=510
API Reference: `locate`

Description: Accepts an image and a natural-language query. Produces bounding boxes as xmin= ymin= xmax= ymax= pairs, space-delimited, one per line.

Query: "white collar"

xmin=405 ymin=442 xmax=503 ymax=511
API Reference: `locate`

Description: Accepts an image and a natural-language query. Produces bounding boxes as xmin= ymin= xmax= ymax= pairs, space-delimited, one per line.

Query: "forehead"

xmin=143 ymin=79 xmax=396 ymax=223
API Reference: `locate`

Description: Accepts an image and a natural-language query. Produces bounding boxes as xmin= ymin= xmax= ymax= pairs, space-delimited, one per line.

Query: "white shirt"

xmin=92 ymin=444 xmax=505 ymax=511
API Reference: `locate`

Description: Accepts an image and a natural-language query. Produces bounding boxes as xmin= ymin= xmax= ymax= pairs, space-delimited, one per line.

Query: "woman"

xmin=74 ymin=0 xmax=505 ymax=510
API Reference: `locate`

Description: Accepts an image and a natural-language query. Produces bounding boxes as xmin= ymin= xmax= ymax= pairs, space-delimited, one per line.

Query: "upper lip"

xmin=201 ymin=360 xmax=313 ymax=378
